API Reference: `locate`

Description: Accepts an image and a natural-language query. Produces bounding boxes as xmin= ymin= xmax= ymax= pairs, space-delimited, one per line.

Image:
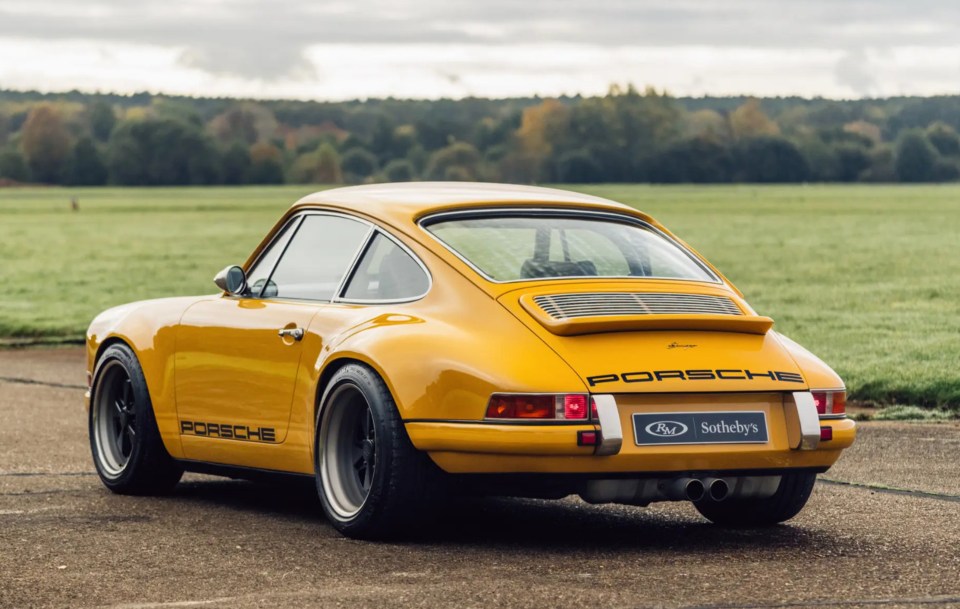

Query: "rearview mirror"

xmin=214 ymin=265 xmax=247 ymax=295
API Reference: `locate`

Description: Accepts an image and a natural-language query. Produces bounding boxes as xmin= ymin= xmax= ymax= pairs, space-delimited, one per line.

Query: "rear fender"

xmin=303 ymin=277 xmax=588 ymax=453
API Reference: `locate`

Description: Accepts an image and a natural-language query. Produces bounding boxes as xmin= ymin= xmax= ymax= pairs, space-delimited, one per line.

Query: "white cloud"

xmin=0 ymin=0 xmax=958 ymax=98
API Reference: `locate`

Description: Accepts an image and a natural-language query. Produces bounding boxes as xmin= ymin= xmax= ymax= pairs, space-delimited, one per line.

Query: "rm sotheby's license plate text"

xmin=632 ymin=411 xmax=769 ymax=446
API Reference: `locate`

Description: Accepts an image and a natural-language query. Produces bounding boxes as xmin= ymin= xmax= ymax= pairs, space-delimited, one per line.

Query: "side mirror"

xmin=214 ymin=265 xmax=247 ymax=295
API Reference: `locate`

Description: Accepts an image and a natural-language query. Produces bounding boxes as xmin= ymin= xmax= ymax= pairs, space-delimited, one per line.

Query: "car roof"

xmin=291 ymin=182 xmax=640 ymax=227
xmin=280 ymin=182 xmax=733 ymax=298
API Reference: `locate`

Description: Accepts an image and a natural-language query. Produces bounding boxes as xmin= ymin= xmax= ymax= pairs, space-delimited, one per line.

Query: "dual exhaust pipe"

xmin=661 ymin=477 xmax=730 ymax=502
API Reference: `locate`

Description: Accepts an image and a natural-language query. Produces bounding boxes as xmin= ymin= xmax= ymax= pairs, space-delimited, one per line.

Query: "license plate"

xmin=632 ymin=411 xmax=768 ymax=446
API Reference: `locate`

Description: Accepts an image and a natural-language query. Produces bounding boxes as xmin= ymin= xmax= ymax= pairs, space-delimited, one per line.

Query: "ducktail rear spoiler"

xmin=519 ymin=294 xmax=773 ymax=337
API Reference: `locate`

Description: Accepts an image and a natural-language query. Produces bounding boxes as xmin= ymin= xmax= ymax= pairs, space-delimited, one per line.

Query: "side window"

xmin=266 ymin=215 xmax=370 ymax=301
xmin=245 ymin=217 xmax=300 ymax=297
xmin=343 ymin=233 xmax=429 ymax=301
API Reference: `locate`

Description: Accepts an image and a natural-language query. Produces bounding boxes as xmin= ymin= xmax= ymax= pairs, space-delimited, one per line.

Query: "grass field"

xmin=1 ymin=184 xmax=958 ymax=409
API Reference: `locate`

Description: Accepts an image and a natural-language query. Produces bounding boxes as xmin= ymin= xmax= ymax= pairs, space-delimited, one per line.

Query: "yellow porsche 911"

xmin=85 ymin=183 xmax=855 ymax=538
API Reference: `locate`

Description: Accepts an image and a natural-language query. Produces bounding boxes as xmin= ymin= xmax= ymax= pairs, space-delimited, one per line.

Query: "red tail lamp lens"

xmin=563 ymin=394 xmax=588 ymax=420
xmin=485 ymin=395 xmax=555 ymax=419
xmin=820 ymin=426 xmax=833 ymax=441
xmin=812 ymin=391 xmax=846 ymax=416
xmin=812 ymin=392 xmax=827 ymax=415
xmin=484 ymin=394 xmax=592 ymax=420
xmin=832 ymin=392 xmax=846 ymax=415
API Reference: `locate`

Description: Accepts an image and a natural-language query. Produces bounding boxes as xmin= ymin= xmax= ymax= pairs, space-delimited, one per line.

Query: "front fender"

xmin=85 ymin=296 xmax=210 ymax=459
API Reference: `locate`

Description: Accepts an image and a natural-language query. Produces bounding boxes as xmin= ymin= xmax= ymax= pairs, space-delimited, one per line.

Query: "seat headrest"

xmin=520 ymin=259 xmax=598 ymax=279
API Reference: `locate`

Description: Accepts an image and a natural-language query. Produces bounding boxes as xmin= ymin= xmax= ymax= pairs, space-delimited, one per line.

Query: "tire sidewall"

xmin=694 ymin=472 xmax=817 ymax=526
xmin=314 ymin=365 xmax=395 ymax=534
xmin=89 ymin=344 xmax=153 ymax=489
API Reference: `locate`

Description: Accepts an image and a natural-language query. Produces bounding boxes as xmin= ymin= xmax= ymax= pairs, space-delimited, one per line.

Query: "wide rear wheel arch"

xmin=313 ymin=362 xmax=445 ymax=539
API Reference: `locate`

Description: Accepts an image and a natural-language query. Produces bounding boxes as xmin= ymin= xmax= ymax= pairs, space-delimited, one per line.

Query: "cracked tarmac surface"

xmin=1 ymin=348 xmax=958 ymax=609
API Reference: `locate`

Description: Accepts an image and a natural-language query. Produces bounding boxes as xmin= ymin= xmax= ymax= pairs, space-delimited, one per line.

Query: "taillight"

xmin=811 ymin=390 xmax=846 ymax=416
xmin=563 ymin=394 xmax=588 ymax=420
xmin=485 ymin=395 xmax=554 ymax=419
xmin=485 ymin=394 xmax=590 ymax=421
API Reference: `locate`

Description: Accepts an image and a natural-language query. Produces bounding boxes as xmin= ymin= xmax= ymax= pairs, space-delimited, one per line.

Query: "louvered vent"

xmin=533 ymin=292 xmax=743 ymax=320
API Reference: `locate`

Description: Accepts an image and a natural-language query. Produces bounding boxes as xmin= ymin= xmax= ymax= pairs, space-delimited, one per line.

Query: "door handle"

xmin=278 ymin=327 xmax=304 ymax=341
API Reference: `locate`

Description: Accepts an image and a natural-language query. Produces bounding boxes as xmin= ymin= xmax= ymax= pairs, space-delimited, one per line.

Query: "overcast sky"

xmin=1 ymin=0 xmax=958 ymax=100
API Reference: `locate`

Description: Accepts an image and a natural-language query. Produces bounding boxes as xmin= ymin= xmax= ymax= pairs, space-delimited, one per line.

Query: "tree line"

xmin=2 ymin=86 xmax=959 ymax=186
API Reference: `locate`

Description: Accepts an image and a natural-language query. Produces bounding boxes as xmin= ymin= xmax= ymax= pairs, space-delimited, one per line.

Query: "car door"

xmin=174 ymin=212 xmax=372 ymax=466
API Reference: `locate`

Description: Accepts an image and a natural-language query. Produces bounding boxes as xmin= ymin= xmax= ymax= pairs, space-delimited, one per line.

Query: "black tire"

xmin=315 ymin=363 xmax=444 ymax=540
xmin=89 ymin=343 xmax=183 ymax=495
xmin=693 ymin=472 xmax=817 ymax=526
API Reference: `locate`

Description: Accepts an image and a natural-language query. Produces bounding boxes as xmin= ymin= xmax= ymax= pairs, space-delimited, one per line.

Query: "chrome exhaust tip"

xmin=705 ymin=477 xmax=730 ymax=502
xmin=658 ymin=477 xmax=706 ymax=501
xmin=684 ymin=478 xmax=706 ymax=502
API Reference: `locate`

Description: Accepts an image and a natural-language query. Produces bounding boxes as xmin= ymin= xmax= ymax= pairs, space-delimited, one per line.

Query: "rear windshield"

xmin=423 ymin=213 xmax=717 ymax=282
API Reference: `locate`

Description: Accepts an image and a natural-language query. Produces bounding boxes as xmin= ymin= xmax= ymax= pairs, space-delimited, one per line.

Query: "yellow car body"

xmin=85 ymin=182 xmax=855 ymax=536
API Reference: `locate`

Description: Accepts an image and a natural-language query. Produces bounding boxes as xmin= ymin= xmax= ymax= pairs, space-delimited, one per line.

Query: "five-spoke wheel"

xmin=89 ymin=343 xmax=183 ymax=494
xmin=92 ymin=360 xmax=137 ymax=478
xmin=318 ymin=383 xmax=378 ymax=519
xmin=315 ymin=363 xmax=443 ymax=539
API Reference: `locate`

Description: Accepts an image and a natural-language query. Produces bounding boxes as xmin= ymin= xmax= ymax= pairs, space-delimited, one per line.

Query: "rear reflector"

xmin=820 ymin=426 xmax=833 ymax=441
xmin=577 ymin=430 xmax=598 ymax=446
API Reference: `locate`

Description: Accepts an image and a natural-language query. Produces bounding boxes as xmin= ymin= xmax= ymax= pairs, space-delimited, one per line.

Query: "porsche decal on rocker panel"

xmin=586 ymin=369 xmax=805 ymax=387
xmin=179 ymin=420 xmax=277 ymax=443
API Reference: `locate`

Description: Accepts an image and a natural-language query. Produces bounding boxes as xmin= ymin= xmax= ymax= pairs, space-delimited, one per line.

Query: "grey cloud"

xmin=834 ymin=49 xmax=879 ymax=97
xmin=1 ymin=0 xmax=959 ymax=80
xmin=178 ymin=42 xmax=317 ymax=81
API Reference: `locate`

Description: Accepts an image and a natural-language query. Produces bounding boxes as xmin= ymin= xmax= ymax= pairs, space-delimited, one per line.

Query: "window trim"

xmin=334 ymin=228 xmax=434 ymax=305
xmin=243 ymin=214 xmax=304 ymax=298
xmin=418 ymin=207 xmax=721 ymax=285
xmin=241 ymin=209 xmax=432 ymax=305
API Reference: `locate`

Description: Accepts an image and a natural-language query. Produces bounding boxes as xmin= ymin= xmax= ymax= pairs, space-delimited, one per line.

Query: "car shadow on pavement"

xmin=163 ymin=477 xmax=850 ymax=555
xmin=167 ymin=476 xmax=324 ymax=519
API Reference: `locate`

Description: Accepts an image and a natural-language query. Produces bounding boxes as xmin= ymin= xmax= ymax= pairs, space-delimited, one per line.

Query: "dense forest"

xmin=2 ymin=86 xmax=960 ymax=186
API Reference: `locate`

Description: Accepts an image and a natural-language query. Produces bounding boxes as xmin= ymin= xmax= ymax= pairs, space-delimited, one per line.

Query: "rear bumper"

xmin=406 ymin=391 xmax=856 ymax=474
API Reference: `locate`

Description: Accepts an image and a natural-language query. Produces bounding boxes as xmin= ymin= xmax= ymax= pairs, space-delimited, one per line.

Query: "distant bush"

xmin=383 ymin=158 xmax=416 ymax=182
xmin=873 ymin=406 xmax=955 ymax=421
xmin=341 ymin=148 xmax=379 ymax=183
xmin=4 ymin=87 xmax=960 ymax=185
xmin=0 ymin=149 xmax=30 ymax=182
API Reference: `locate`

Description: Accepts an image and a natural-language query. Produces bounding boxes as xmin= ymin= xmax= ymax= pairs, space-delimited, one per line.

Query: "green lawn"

xmin=2 ymin=184 xmax=958 ymax=409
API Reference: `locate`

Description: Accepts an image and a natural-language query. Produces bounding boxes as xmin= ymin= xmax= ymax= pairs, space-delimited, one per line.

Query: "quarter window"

xmin=343 ymin=233 xmax=429 ymax=301
xmin=264 ymin=215 xmax=369 ymax=301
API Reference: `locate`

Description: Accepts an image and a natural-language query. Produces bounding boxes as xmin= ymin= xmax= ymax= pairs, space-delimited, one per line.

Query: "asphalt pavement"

xmin=1 ymin=347 xmax=958 ymax=609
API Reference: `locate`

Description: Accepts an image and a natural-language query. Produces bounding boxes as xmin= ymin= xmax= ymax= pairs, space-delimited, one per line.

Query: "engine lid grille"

xmin=533 ymin=292 xmax=743 ymax=320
